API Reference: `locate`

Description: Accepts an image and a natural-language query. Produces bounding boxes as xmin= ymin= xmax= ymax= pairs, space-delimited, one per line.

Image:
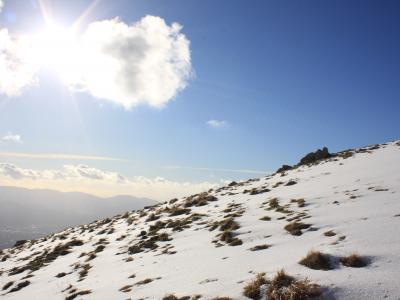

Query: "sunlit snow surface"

xmin=1 ymin=141 xmax=399 ymax=299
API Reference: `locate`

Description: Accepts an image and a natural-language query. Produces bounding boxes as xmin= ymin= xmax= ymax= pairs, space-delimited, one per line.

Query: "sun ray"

xmin=72 ymin=0 xmax=102 ymax=31
xmin=37 ymin=0 xmax=53 ymax=26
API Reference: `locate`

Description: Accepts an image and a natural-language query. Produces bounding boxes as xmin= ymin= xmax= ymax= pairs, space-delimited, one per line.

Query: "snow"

xmin=1 ymin=141 xmax=399 ymax=299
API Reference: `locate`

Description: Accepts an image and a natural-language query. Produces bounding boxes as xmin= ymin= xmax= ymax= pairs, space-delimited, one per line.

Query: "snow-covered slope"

xmin=1 ymin=141 xmax=399 ymax=300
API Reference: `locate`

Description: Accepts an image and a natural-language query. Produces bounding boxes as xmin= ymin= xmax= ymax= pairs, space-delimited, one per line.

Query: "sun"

xmin=24 ymin=23 xmax=83 ymax=83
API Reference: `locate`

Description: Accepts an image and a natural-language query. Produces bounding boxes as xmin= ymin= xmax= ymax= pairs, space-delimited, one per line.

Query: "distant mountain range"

xmin=0 ymin=186 xmax=158 ymax=249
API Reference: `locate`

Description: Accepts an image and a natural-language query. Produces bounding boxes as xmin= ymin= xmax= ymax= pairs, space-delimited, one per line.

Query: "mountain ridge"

xmin=0 ymin=187 xmax=158 ymax=250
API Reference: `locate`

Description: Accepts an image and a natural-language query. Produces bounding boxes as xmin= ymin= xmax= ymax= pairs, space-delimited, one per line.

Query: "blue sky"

xmin=0 ymin=0 xmax=399 ymax=199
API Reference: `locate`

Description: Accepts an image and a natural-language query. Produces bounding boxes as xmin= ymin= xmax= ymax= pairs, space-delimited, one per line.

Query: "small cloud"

xmin=0 ymin=1 xmax=4 ymax=13
xmin=207 ymin=119 xmax=229 ymax=129
xmin=2 ymin=132 xmax=22 ymax=143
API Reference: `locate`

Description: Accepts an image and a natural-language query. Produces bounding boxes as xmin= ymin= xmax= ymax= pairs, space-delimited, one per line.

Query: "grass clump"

xmin=268 ymin=198 xmax=280 ymax=209
xmin=119 ymin=284 xmax=133 ymax=293
xmin=243 ymin=273 xmax=268 ymax=299
xmin=65 ymin=290 xmax=92 ymax=300
xmin=284 ymin=222 xmax=311 ymax=236
xmin=9 ymin=239 xmax=84 ymax=275
xmin=219 ymin=217 xmax=240 ymax=231
xmin=78 ymin=264 xmax=92 ymax=281
xmin=136 ymin=278 xmax=154 ymax=285
xmin=267 ymin=269 xmax=322 ymax=300
xmin=184 ymin=193 xmax=218 ymax=207
xmin=291 ymin=198 xmax=306 ymax=207
xmin=249 ymin=244 xmax=271 ymax=251
xmin=323 ymin=230 xmax=336 ymax=237
xmin=169 ymin=207 xmax=191 ymax=217
xmin=8 ymin=281 xmax=30 ymax=293
xmin=218 ymin=231 xmax=243 ymax=246
xmin=259 ymin=216 xmax=271 ymax=221
xmin=162 ymin=295 xmax=192 ymax=300
xmin=299 ymin=251 xmax=333 ymax=270
xmin=340 ymin=253 xmax=368 ymax=268
xmin=2 ymin=281 xmax=13 ymax=291
xmin=269 ymin=269 xmax=294 ymax=291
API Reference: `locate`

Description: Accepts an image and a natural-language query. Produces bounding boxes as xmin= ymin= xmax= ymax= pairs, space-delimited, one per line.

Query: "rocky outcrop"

xmin=298 ymin=147 xmax=333 ymax=166
xmin=276 ymin=165 xmax=293 ymax=173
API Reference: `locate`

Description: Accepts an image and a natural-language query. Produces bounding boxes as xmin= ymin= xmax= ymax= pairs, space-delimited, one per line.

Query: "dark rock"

xmin=277 ymin=165 xmax=292 ymax=173
xmin=299 ymin=147 xmax=332 ymax=165
xmin=285 ymin=180 xmax=297 ymax=186
xmin=13 ymin=240 xmax=27 ymax=247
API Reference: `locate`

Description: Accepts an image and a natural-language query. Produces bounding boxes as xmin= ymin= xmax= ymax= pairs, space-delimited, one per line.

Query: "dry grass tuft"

xmin=162 ymin=295 xmax=193 ymax=300
xmin=219 ymin=217 xmax=240 ymax=231
xmin=2 ymin=281 xmax=13 ymax=291
xmin=284 ymin=222 xmax=311 ymax=236
xmin=8 ymin=281 xmax=31 ymax=293
xmin=243 ymin=273 xmax=268 ymax=299
xmin=169 ymin=207 xmax=191 ymax=217
xmin=323 ymin=230 xmax=336 ymax=237
xmin=291 ymin=198 xmax=306 ymax=207
xmin=269 ymin=269 xmax=294 ymax=291
xmin=268 ymin=277 xmax=321 ymax=299
xmin=249 ymin=244 xmax=271 ymax=251
xmin=65 ymin=290 xmax=92 ymax=300
xmin=268 ymin=198 xmax=280 ymax=209
xmin=340 ymin=253 xmax=368 ymax=268
xmin=299 ymin=251 xmax=333 ymax=270
xmin=136 ymin=278 xmax=154 ymax=285
xmin=119 ymin=284 xmax=133 ymax=293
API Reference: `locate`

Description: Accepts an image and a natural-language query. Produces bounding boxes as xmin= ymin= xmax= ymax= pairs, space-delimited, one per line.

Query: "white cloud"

xmin=0 ymin=29 xmax=38 ymax=96
xmin=71 ymin=16 xmax=192 ymax=109
xmin=0 ymin=1 xmax=4 ymax=13
xmin=207 ymin=119 xmax=229 ymax=128
xmin=0 ymin=152 xmax=121 ymax=161
xmin=0 ymin=163 xmax=126 ymax=182
xmin=0 ymin=15 xmax=192 ymax=109
xmin=2 ymin=133 xmax=22 ymax=143
xmin=0 ymin=163 xmax=40 ymax=179
xmin=0 ymin=163 xmax=220 ymax=201
xmin=62 ymin=164 xmax=128 ymax=183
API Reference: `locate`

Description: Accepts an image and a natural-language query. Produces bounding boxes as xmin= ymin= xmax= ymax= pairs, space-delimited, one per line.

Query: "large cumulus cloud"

xmin=73 ymin=16 xmax=192 ymax=108
xmin=0 ymin=15 xmax=192 ymax=109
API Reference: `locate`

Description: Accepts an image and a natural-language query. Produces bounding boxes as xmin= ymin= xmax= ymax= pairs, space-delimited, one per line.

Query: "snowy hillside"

xmin=1 ymin=141 xmax=399 ymax=300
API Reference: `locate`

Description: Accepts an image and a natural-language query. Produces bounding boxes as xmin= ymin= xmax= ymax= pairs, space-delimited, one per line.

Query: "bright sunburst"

xmin=22 ymin=23 xmax=81 ymax=83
